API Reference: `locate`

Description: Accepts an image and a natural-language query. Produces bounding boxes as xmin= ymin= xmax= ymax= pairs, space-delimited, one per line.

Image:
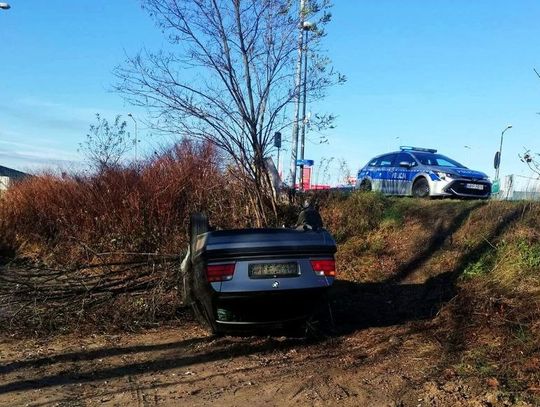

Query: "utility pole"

xmin=289 ymin=0 xmax=306 ymax=190
xmin=299 ymin=21 xmax=313 ymax=190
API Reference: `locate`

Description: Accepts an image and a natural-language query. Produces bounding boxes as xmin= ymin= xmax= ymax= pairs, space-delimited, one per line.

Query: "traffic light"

xmin=274 ymin=132 xmax=282 ymax=149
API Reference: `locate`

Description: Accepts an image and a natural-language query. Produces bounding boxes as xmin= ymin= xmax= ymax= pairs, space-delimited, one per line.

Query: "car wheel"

xmin=359 ymin=179 xmax=372 ymax=192
xmin=412 ymin=178 xmax=430 ymax=198
xmin=190 ymin=212 xmax=209 ymax=253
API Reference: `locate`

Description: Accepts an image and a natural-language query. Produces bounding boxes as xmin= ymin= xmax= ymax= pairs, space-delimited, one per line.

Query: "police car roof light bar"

xmin=400 ymin=146 xmax=437 ymax=153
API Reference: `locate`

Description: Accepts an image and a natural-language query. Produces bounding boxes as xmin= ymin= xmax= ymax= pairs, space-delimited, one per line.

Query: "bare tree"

xmin=337 ymin=158 xmax=352 ymax=185
xmin=314 ymin=156 xmax=334 ymax=186
xmin=520 ymin=149 xmax=540 ymax=177
xmin=79 ymin=114 xmax=131 ymax=170
xmin=519 ymin=69 xmax=540 ymax=177
xmin=114 ymin=0 xmax=343 ymax=225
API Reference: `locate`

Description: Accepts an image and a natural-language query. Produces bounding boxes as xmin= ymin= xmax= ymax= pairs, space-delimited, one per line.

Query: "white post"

xmin=289 ymin=0 xmax=306 ymax=190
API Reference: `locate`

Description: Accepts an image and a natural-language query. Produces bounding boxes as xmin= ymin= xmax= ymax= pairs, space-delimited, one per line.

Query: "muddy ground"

xmin=1 ymin=279 xmax=534 ymax=407
xmin=0 ymin=322 xmax=493 ymax=407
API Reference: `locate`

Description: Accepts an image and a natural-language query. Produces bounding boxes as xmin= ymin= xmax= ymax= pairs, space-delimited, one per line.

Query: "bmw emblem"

xmin=272 ymin=281 xmax=279 ymax=288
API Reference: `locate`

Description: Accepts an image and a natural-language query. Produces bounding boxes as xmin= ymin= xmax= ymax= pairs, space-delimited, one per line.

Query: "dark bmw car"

xmin=182 ymin=214 xmax=337 ymax=334
xmin=356 ymin=146 xmax=492 ymax=199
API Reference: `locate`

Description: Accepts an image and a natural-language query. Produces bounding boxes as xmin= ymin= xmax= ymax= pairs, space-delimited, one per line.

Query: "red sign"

xmin=301 ymin=167 xmax=311 ymax=190
xmin=310 ymin=184 xmax=331 ymax=190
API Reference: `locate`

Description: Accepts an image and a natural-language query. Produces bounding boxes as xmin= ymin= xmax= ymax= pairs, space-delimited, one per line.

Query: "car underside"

xmin=183 ymin=217 xmax=337 ymax=335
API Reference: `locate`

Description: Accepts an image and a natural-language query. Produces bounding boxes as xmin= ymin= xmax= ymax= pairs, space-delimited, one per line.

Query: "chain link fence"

xmin=497 ymin=174 xmax=540 ymax=200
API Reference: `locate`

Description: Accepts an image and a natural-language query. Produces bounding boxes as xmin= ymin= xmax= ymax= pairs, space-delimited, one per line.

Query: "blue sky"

xmin=1 ymin=0 xmax=539 ymax=185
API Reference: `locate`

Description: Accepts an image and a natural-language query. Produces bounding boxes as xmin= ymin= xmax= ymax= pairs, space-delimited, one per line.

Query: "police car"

xmin=356 ymin=146 xmax=492 ymax=199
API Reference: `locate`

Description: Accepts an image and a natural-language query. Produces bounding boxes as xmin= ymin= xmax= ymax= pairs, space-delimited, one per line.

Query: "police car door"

xmin=392 ymin=152 xmax=415 ymax=195
xmin=377 ymin=153 xmax=396 ymax=194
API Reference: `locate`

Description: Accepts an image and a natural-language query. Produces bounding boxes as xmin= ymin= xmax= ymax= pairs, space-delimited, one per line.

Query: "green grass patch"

xmin=455 ymin=348 xmax=498 ymax=378
xmin=514 ymin=239 xmax=540 ymax=270
xmin=381 ymin=204 xmax=405 ymax=228
xmin=461 ymin=250 xmax=496 ymax=280
xmin=323 ymin=191 xmax=388 ymax=243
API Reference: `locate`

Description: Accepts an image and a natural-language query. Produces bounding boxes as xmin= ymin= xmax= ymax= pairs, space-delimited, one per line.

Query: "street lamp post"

xmin=0 ymin=3 xmax=11 ymax=10
xmin=495 ymin=124 xmax=512 ymax=182
xmin=127 ymin=113 xmax=138 ymax=164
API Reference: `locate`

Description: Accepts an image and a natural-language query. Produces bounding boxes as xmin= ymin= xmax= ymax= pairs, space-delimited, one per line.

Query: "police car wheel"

xmin=359 ymin=179 xmax=372 ymax=192
xmin=412 ymin=178 xmax=430 ymax=198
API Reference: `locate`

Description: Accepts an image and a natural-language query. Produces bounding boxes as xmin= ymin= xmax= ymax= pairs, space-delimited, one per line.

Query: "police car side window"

xmin=394 ymin=153 xmax=415 ymax=166
xmin=377 ymin=154 xmax=396 ymax=167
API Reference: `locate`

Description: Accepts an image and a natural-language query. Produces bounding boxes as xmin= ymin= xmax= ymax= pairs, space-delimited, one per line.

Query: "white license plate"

xmin=249 ymin=262 xmax=299 ymax=279
xmin=465 ymin=183 xmax=484 ymax=190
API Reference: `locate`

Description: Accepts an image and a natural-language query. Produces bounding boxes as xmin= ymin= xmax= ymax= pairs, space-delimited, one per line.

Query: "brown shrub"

xmin=0 ymin=139 xmax=253 ymax=265
xmin=0 ymin=139 xmax=261 ymax=334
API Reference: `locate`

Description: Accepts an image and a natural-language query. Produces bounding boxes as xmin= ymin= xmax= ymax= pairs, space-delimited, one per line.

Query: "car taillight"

xmin=310 ymin=259 xmax=336 ymax=277
xmin=205 ymin=263 xmax=235 ymax=282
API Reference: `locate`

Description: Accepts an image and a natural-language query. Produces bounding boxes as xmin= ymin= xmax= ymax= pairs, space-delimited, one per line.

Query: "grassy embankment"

xmin=322 ymin=193 xmax=540 ymax=400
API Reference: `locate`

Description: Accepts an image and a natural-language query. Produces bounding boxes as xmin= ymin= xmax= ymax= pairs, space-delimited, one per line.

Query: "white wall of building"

xmin=0 ymin=176 xmax=11 ymax=191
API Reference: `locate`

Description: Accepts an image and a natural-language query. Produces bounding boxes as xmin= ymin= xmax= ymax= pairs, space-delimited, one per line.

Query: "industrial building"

xmin=0 ymin=165 xmax=28 ymax=191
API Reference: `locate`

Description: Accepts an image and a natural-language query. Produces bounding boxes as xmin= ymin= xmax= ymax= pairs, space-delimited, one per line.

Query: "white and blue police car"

xmin=356 ymin=146 xmax=492 ymax=199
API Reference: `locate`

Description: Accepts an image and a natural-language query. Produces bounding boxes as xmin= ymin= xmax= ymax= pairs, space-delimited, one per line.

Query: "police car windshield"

xmin=413 ymin=152 xmax=466 ymax=168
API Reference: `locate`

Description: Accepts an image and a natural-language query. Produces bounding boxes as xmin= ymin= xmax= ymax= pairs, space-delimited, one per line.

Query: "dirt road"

xmin=0 ymin=322 xmax=463 ymax=407
xmin=0 ymin=290 xmax=531 ymax=407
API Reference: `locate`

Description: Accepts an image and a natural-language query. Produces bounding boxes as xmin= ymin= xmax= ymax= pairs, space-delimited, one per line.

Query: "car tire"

xmin=412 ymin=178 xmax=430 ymax=198
xmin=185 ymin=262 xmax=222 ymax=336
xmin=186 ymin=213 xmax=221 ymax=335
xmin=190 ymin=212 xmax=209 ymax=253
xmin=183 ymin=212 xmax=208 ymax=306
xmin=359 ymin=179 xmax=372 ymax=192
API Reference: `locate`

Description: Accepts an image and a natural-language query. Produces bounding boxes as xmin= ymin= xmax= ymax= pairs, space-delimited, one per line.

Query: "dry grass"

xmin=324 ymin=192 xmax=540 ymax=402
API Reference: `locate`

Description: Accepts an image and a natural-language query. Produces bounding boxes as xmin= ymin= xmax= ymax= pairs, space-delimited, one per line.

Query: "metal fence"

xmin=498 ymin=174 xmax=540 ymax=201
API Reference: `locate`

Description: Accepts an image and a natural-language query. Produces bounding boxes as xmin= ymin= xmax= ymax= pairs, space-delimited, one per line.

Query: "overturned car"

xmin=182 ymin=214 xmax=337 ymax=334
